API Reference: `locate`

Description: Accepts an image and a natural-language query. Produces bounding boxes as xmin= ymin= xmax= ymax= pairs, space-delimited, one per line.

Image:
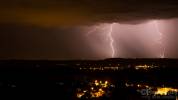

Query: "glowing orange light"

xmin=155 ymin=87 xmax=178 ymax=95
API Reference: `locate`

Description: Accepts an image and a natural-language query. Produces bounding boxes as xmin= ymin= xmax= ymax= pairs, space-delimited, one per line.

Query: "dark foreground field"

xmin=0 ymin=59 xmax=177 ymax=100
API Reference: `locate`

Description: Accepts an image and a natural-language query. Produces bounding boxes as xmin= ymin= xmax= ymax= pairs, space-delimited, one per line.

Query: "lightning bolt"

xmin=86 ymin=23 xmax=116 ymax=58
xmin=154 ymin=21 xmax=165 ymax=58
xmin=108 ymin=24 xmax=115 ymax=58
xmin=86 ymin=26 xmax=100 ymax=36
xmin=86 ymin=25 xmax=106 ymax=36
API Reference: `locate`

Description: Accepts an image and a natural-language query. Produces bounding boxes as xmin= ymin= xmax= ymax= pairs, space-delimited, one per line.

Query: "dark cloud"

xmin=0 ymin=24 xmax=98 ymax=60
xmin=0 ymin=0 xmax=178 ymax=26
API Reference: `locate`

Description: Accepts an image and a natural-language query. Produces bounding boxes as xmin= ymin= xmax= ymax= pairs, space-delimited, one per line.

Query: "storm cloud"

xmin=1 ymin=0 xmax=178 ymax=60
xmin=1 ymin=0 xmax=178 ymax=26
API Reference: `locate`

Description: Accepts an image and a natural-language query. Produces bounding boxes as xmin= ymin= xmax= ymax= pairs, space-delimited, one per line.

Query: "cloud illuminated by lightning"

xmin=154 ymin=21 xmax=165 ymax=58
xmin=86 ymin=21 xmax=166 ymax=58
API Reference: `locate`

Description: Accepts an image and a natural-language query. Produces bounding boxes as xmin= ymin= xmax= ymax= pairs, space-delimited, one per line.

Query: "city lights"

xmin=76 ymin=80 xmax=115 ymax=99
xmin=155 ymin=87 xmax=178 ymax=95
xmin=135 ymin=64 xmax=158 ymax=70
xmin=126 ymin=82 xmax=178 ymax=97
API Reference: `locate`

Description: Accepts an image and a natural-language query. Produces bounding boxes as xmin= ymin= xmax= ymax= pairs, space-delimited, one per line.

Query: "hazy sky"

xmin=0 ymin=0 xmax=178 ymax=60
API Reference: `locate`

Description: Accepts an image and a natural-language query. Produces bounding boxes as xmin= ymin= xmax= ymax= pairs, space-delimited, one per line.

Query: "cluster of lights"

xmin=125 ymin=83 xmax=178 ymax=96
xmin=76 ymin=80 xmax=114 ymax=99
xmin=135 ymin=64 xmax=158 ymax=70
xmin=125 ymin=82 xmax=150 ymax=89
xmin=79 ymin=66 xmax=119 ymax=71
xmin=78 ymin=64 xmax=159 ymax=71
xmin=94 ymin=80 xmax=109 ymax=88
xmin=155 ymin=87 xmax=178 ymax=95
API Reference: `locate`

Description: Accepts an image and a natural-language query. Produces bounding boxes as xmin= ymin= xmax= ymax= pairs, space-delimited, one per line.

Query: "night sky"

xmin=1 ymin=0 xmax=178 ymax=60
